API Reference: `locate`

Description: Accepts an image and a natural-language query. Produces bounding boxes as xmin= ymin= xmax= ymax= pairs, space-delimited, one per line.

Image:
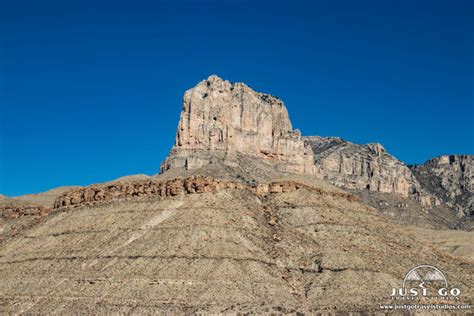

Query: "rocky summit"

xmin=0 ymin=75 xmax=473 ymax=313
xmin=161 ymin=75 xmax=316 ymax=176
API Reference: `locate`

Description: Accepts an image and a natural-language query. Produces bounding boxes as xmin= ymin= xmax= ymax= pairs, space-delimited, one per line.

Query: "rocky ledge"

xmin=0 ymin=205 xmax=52 ymax=220
xmin=53 ymin=176 xmax=357 ymax=210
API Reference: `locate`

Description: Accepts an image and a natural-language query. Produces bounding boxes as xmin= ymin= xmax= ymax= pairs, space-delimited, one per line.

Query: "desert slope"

xmin=0 ymin=175 xmax=472 ymax=313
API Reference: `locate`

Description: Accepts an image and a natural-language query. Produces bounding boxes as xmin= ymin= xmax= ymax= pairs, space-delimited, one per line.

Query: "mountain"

xmin=158 ymin=75 xmax=473 ymax=228
xmin=0 ymin=75 xmax=472 ymax=313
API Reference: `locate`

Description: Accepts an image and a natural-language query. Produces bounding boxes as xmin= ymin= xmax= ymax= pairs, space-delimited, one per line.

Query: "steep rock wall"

xmin=161 ymin=75 xmax=315 ymax=175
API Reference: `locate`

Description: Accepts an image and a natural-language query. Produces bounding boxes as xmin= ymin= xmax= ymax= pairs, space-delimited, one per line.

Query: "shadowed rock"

xmin=411 ymin=155 xmax=473 ymax=218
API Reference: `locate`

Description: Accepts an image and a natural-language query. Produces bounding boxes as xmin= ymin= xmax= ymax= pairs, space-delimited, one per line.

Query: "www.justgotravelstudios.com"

xmin=379 ymin=304 xmax=471 ymax=311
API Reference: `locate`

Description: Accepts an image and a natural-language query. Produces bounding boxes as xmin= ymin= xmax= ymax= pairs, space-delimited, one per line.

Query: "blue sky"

xmin=0 ymin=0 xmax=473 ymax=196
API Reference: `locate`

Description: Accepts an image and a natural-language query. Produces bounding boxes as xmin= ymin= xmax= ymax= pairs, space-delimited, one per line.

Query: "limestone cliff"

xmin=302 ymin=137 xmax=474 ymax=228
xmin=303 ymin=136 xmax=426 ymax=199
xmin=160 ymin=75 xmax=315 ymax=175
xmin=411 ymin=155 xmax=473 ymax=217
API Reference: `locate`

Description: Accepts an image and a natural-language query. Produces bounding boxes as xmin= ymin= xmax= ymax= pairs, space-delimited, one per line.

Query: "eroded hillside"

xmin=1 ymin=175 xmax=472 ymax=313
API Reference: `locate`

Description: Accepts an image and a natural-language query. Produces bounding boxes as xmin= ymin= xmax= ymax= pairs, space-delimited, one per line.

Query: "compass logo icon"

xmin=403 ymin=265 xmax=448 ymax=289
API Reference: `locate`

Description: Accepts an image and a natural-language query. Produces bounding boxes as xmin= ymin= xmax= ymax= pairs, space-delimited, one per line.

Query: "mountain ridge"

xmin=2 ymin=75 xmax=472 ymax=229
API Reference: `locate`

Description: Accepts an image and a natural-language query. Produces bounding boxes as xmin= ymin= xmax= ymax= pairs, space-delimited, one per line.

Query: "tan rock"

xmin=51 ymin=176 xmax=355 ymax=211
xmin=161 ymin=75 xmax=315 ymax=175
xmin=304 ymin=136 xmax=430 ymax=202
xmin=269 ymin=183 xmax=283 ymax=193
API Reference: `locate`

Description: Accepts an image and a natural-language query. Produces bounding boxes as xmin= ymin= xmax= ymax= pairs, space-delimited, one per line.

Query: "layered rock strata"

xmin=1 ymin=205 xmax=52 ymax=220
xmin=303 ymin=136 xmax=431 ymax=202
xmin=53 ymin=176 xmax=357 ymax=210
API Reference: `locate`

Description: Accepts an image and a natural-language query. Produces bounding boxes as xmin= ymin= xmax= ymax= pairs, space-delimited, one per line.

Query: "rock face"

xmin=303 ymin=136 xmax=425 ymax=199
xmin=303 ymin=137 xmax=473 ymax=228
xmin=411 ymin=155 xmax=473 ymax=216
xmin=161 ymin=75 xmax=315 ymax=175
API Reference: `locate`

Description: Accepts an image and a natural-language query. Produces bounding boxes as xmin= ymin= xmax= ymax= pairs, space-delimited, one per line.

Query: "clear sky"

xmin=0 ymin=0 xmax=473 ymax=196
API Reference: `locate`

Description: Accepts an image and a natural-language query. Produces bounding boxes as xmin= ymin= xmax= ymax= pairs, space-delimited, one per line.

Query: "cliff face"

xmin=161 ymin=75 xmax=315 ymax=175
xmin=411 ymin=155 xmax=473 ymax=217
xmin=303 ymin=136 xmax=474 ymax=227
xmin=304 ymin=136 xmax=426 ymax=200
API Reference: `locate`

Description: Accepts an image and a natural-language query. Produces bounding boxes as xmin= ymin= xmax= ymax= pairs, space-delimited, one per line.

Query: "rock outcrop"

xmin=0 ymin=204 xmax=55 ymax=243
xmin=161 ymin=75 xmax=315 ymax=175
xmin=53 ymin=176 xmax=356 ymax=210
xmin=303 ymin=136 xmax=427 ymax=200
xmin=411 ymin=155 xmax=473 ymax=216
xmin=0 ymin=187 xmax=80 ymax=243
xmin=1 ymin=205 xmax=52 ymax=220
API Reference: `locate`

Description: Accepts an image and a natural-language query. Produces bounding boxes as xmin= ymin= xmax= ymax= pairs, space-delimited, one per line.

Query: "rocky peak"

xmin=161 ymin=75 xmax=315 ymax=175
